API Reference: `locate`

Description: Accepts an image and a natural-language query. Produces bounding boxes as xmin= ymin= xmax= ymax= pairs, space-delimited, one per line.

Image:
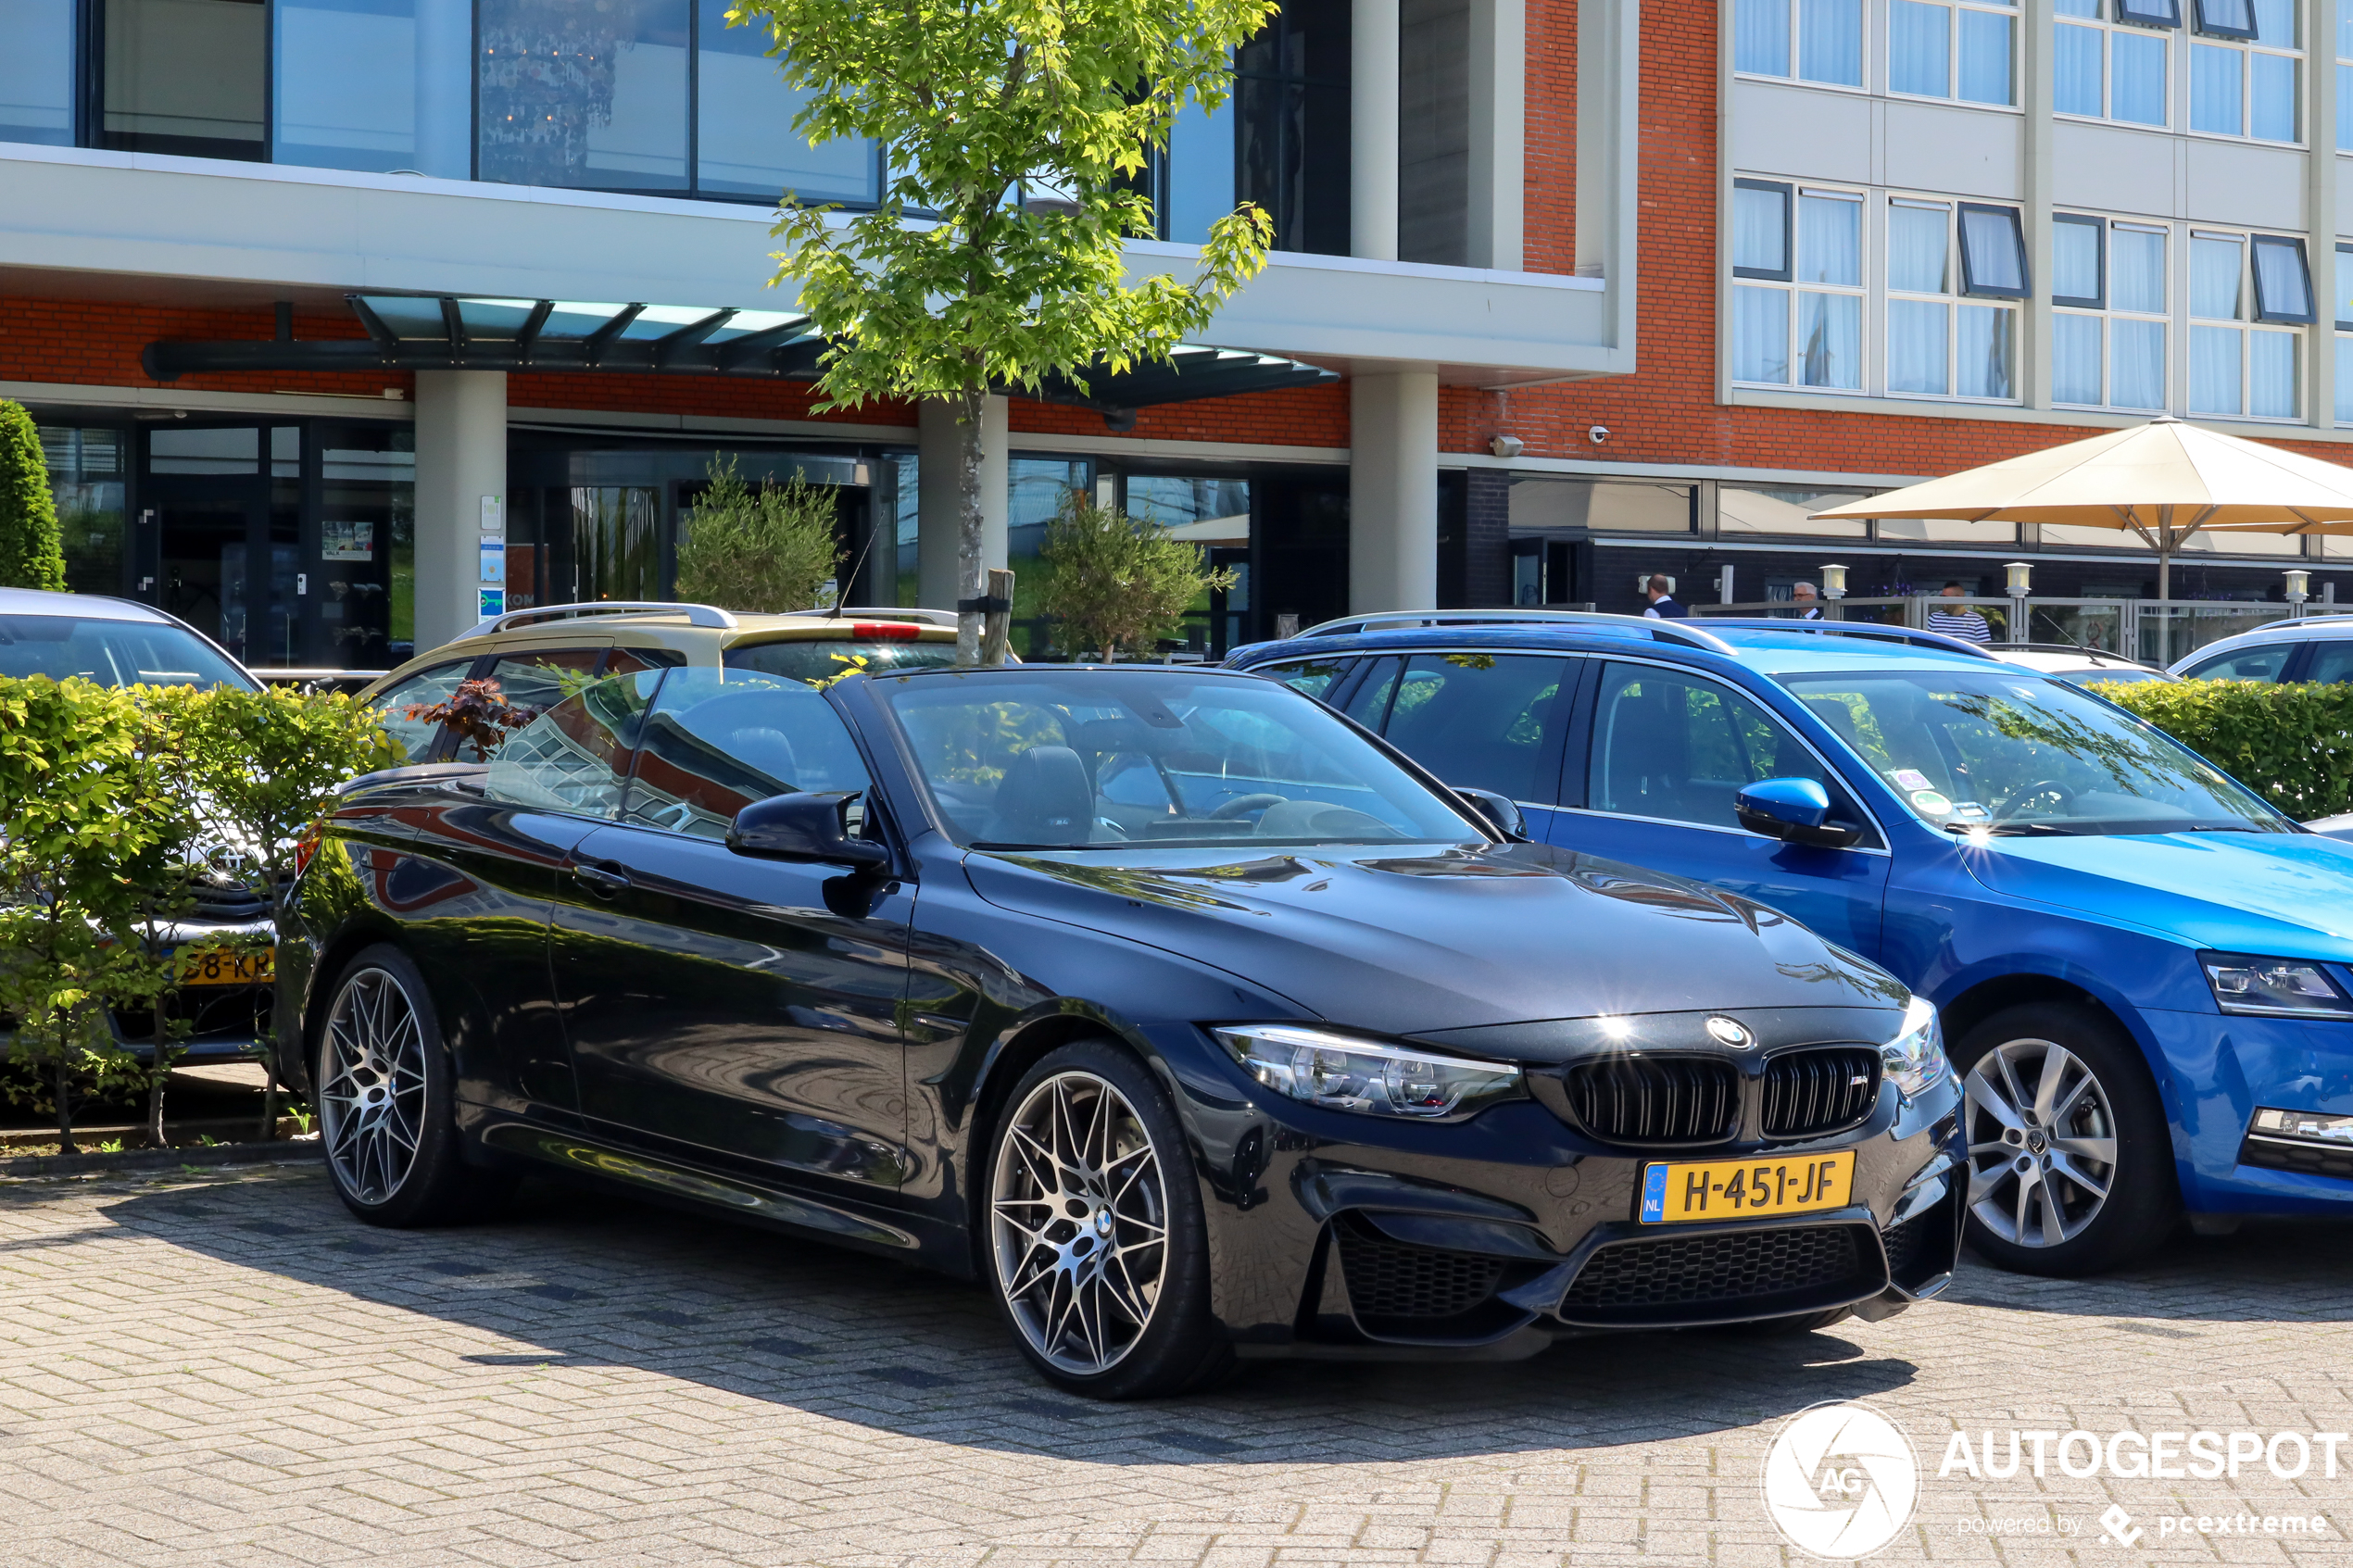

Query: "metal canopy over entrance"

xmin=142 ymin=295 xmax=1338 ymax=414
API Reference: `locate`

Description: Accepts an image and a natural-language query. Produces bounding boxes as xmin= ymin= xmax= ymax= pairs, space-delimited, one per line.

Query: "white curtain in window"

xmin=1737 ymin=0 xmax=1791 ymax=75
xmin=2112 ymin=32 xmax=2168 ymax=123
xmin=2111 ymin=226 xmax=2167 ymax=314
xmin=2110 ymin=319 xmax=2168 ymax=408
xmin=2200 ymin=0 xmax=2255 ymax=31
xmin=1959 ymin=207 xmax=2026 ymax=294
xmin=2249 ymin=54 xmax=2297 ymax=141
xmin=1957 ymin=305 xmax=2014 ymax=398
xmin=2250 ymin=0 xmax=2292 ymax=44
xmin=1889 ymin=299 xmax=1949 ymax=392
xmin=2337 ymin=248 xmax=2353 ymax=328
xmin=1734 ymin=286 xmax=1791 ymax=383
xmin=1798 ymin=194 xmax=1861 ymax=284
xmin=1891 ymin=1 xmax=1952 ymax=95
xmin=2053 ymin=221 xmax=2102 ymax=300
xmin=1888 ymin=203 xmax=1950 ymax=293
xmin=2191 ymin=236 xmax=2244 ymax=319
xmin=2248 ymin=330 xmax=2298 ymax=417
xmin=2191 ymin=44 xmax=2242 ymax=135
xmin=1798 ymin=0 xmax=1864 ymax=83
xmin=2189 ymin=323 xmax=2244 ymax=413
xmin=2055 ymin=0 xmax=2096 ymax=16
xmin=1734 ymin=186 xmax=1789 ymax=272
xmin=2056 ymin=24 xmax=2103 ymax=114
xmin=1958 ymin=9 xmax=2015 ymax=104
xmin=2339 ymin=63 xmax=2353 ymax=152
xmin=2053 ymin=313 xmax=2103 ymax=403
xmin=2336 ymin=334 xmax=2353 ymax=422
xmin=1799 ymin=292 xmax=1862 ymax=388
xmin=2251 ymin=238 xmax=2312 ymax=320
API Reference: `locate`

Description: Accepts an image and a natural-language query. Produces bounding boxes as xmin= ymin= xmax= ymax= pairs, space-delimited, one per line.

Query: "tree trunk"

xmin=146 ymin=1004 xmax=169 ymax=1148
xmin=53 ymin=1055 xmax=76 ymax=1157
xmin=956 ymin=388 xmax=987 ymax=668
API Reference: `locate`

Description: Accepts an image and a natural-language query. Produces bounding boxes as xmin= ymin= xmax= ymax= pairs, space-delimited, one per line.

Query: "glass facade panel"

xmin=697 ymin=0 xmax=875 ymax=201
xmin=101 ymin=0 xmax=267 ymax=159
xmin=275 ymin=0 xmax=471 ymax=175
xmin=0 ymin=0 xmax=75 ymax=145
xmin=319 ymin=425 xmax=416 ymax=662
xmin=40 ymin=429 xmax=130 ymax=596
xmin=1235 ymin=0 xmax=1352 ymax=256
xmin=1163 ymin=91 xmax=1237 ymax=245
xmin=478 ymin=0 xmax=689 ymax=193
xmin=1798 ymin=0 xmax=1864 ymax=84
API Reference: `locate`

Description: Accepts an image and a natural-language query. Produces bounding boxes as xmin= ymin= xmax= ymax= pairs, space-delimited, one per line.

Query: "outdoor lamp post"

xmin=2005 ymin=561 xmax=2032 ymax=644
xmin=2286 ymin=569 xmax=2311 ymax=620
xmin=1820 ymin=564 xmax=1847 ymax=621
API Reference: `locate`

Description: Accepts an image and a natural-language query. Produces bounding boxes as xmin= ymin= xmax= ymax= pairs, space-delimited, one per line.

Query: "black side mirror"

xmin=1734 ymin=777 xmax=1862 ymax=849
xmin=727 ymin=791 xmax=891 ymax=872
xmin=1453 ymin=785 xmax=1529 ymax=841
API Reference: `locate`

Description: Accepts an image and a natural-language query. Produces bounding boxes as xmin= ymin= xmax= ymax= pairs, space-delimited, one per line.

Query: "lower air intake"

xmin=1336 ymin=1223 xmax=1506 ymax=1323
xmin=1556 ymin=1224 xmax=1880 ymax=1326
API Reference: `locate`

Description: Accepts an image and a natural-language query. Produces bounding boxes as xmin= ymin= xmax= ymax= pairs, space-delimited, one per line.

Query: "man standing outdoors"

xmin=1642 ymin=574 xmax=1688 ymax=619
xmin=1790 ymin=583 xmax=1825 ymax=621
xmin=1926 ymin=582 xmax=1992 ymax=643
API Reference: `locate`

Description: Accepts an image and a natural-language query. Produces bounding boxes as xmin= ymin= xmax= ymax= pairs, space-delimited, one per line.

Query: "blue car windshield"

xmin=1777 ymin=669 xmax=2287 ymax=836
xmin=879 ymin=671 xmax=1484 ymax=849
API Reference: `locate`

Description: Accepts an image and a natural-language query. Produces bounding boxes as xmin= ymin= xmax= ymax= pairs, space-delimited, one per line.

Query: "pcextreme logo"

xmin=1763 ymin=1401 xmax=1921 ymax=1560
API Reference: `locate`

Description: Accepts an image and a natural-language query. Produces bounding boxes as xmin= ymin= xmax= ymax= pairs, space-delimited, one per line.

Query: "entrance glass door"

xmin=146 ymin=425 xmax=291 ymax=668
xmin=157 ymin=494 xmax=263 ymax=662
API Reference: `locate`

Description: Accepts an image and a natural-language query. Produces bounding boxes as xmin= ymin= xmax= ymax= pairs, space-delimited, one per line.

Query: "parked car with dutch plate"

xmin=282 ymin=659 xmax=1964 ymax=1398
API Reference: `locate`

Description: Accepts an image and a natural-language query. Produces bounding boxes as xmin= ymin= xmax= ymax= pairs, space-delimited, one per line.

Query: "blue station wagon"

xmin=1231 ymin=612 xmax=2353 ymax=1276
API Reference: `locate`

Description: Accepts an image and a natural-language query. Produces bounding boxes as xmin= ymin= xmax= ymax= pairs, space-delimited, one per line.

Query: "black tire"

xmin=1718 ymin=1307 xmax=1855 ymax=1336
xmin=313 ymin=944 xmax=510 ymax=1227
xmin=1953 ymin=1002 xmax=2177 ymax=1277
xmin=981 ymin=1039 xmax=1230 ymax=1399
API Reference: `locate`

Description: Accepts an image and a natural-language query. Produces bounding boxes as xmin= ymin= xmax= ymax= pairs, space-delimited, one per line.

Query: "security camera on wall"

xmin=1588 ymin=425 xmax=1611 ymax=445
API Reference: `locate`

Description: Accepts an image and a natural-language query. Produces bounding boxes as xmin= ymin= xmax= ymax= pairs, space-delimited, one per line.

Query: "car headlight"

xmin=2201 ymin=953 xmax=2353 ymax=1017
xmin=1211 ymin=1024 xmax=1524 ymax=1120
xmin=1882 ymin=994 xmax=1949 ymax=1101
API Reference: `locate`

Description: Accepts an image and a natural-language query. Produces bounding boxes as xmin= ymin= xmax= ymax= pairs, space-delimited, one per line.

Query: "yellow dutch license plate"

xmin=1639 ymin=1150 xmax=1856 ymax=1223
xmin=175 ymin=946 xmax=275 ymax=987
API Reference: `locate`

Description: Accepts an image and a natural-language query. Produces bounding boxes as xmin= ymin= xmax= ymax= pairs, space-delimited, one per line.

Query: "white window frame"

xmin=1730 ymin=182 xmax=1871 ymax=393
xmin=1884 ymin=194 xmax=2026 ymax=404
xmin=1886 ymin=0 xmax=2021 ymax=107
xmin=2187 ymin=226 xmax=2310 ymax=420
xmin=2185 ymin=0 xmax=2303 ymax=144
xmin=1731 ymin=0 xmax=1869 ymax=90
xmin=2050 ymin=215 xmax=2172 ymax=412
xmin=2052 ymin=0 xmax=2177 ymax=128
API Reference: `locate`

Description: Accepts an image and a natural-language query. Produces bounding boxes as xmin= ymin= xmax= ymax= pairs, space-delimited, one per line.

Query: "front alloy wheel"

xmin=321 ymin=965 xmax=429 ymax=1206
xmin=991 ymin=1070 xmax=1168 ymax=1375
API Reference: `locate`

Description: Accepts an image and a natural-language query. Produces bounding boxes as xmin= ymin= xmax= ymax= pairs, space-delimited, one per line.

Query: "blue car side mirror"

xmin=1734 ymin=777 xmax=1862 ymax=849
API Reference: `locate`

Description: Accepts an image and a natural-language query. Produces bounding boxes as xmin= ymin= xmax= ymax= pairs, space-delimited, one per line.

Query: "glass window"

xmin=474 ymin=647 xmax=610 ymax=753
xmin=722 ymin=634 xmax=957 ymax=683
xmin=1732 ymin=184 xmax=1862 ymax=391
xmin=2057 ymin=0 xmax=2174 ymax=126
xmin=2301 ymin=643 xmax=2353 ymax=683
xmin=1161 ymin=85 xmax=1237 ymax=244
xmin=2340 ymin=6 xmax=2353 ymax=148
xmin=1958 ymin=205 xmax=2029 ymax=296
xmin=2251 ymin=235 xmax=2314 ymax=320
xmin=696 ymin=0 xmax=875 ymax=201
xmin=2188 ymin=230 xmax=2304 ymax=417
xmin=151 ymin=426 xmax=258 ymax=476
xmin=1718 ymin=484 xmax=1871 ymax=537
xmin=1234 ymin=0 xmax=1352 ymax=257
xmin=1736 ymin=0 xmax=1863 ymax=84
xmin=478 ymin=0 xmax=690 ymax=192
xmin=0 ymin=612 xmax=253 ymax=689
xmin=1891 ymin=0 xmax=2016 ymax=105
xmin=2053 ymin=216 xmax=2104 ymax=306
xmin=2055 ymin=216 xmax=2166 ymax=410
xmin=1250 ymin=657 xmax=1355 ymax=702
xmin=1733 ymin=182 xmax=1792 ymax=278
xmin=1780 ymin=670 xmax=2283 ymax=834
xmin=2188 ymin=0 xmax=2301 ymax=141
xmin=622 ymin=668 xmax=871 ymax=840
xmin=99 ymin=0 xmax=266 ymax=159
xmin=1588 ymin=662 xmax=1858 ymax=835
xmin=1505 ymin=479 xmax=1694 ymax=533
xmin=370 ymin=659 xmax=474 ymax=763
xmin=1888 ymin=198 xmax=2017 ymax=400
xmin=1738 ymin=0 xmax=1793 ymax=73
xmin=1378 ymin=654 xmax=1572 ymax=805
xmin=0 ymin=0 xmax=76 ymax=145
xmin=318 ymin=425 xmax=415 ymax=666
xmin=483 ymin=670 xmax=660 ymax=820
xmin=39 ymin=428 xmax=129 ymax=597
xmin=272 ymin=0 xmax=470 ymax=176
xmin=881 ymin=670 xmax=1483 ymax=849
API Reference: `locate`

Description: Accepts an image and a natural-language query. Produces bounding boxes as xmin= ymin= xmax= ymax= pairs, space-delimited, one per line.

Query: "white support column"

xmin=1349 ymin=370 xmax=1440 ymax=612
xmin=1353 ymin=0 xmax=1402 ymax=261
xmin=1466 ymin=0 xmax=1525 ymax=271
xmin=916 ymin=395 xmax=1009 ymax=612
xmin=411 ymin=370 xmax=506 ymax=651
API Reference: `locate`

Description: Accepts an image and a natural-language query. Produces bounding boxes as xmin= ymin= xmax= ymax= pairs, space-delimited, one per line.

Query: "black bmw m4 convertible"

xmin=281 ymin=661 xmax=1966 ymax=1398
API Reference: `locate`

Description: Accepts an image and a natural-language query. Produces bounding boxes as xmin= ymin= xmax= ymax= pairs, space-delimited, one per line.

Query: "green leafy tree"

xmin=0 ymin=678 xmax=180 ymax=1152
xmin=145 ymin=685 xmax=398 ymax=1134
xmin=1038 ymin=495 xmax=1235 ymax=660
xmin=732 ymin=0 xmax=1277 ymax=663
xmin=0 ymin=399 xmax=68 ymax=592
xmin=676 ymin=458 xmax=844 ymax=612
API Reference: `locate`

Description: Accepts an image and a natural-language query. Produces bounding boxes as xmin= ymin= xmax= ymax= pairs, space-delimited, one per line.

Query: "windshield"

xmin=1778 ymin=669 xmax=2285 ymax=836
xmin=724 ymin=637 xmax=960 ymax=684
xmin=879 ymin=671 xmax=1483 ymax=849
xmin=0 ymin=614 xmax=254 ymax=689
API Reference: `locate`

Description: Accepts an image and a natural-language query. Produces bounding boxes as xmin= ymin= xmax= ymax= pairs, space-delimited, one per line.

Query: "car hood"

xmin=962 ymin=839 xmax=1908 ymax=1038
xmin=1957 ymin=829 xmax=2353 ymax=959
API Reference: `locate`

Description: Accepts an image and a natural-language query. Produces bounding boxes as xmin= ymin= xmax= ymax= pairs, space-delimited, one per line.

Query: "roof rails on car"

xmin=1696 ymin=619 xmax=2004 ymax=659
xmin=459 ymin=600 xmax=742 ymax=638
xmin=1293 ymin=608 xmax=1738 ymax=656
xmin=2003 ymin=642 xmax=2155 ymax=666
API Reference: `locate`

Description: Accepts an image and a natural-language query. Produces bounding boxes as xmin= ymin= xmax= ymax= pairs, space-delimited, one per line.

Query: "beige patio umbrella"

xmin=1810 ymin=415 xmax=2353 ymax=598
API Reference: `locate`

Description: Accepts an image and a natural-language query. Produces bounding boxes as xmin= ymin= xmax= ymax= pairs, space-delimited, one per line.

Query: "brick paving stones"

xmin=0 ymin=1164 xmax=2347 ymax=1566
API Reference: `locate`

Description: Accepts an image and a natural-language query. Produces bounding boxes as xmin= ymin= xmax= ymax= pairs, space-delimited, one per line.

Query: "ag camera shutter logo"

xmin=1762 ymin=1401 xmax=1920 ymax=1559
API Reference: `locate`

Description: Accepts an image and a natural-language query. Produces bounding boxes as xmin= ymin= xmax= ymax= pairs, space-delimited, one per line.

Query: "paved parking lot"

xmin=1 ymin=1161 xmax=2347 ymax=1567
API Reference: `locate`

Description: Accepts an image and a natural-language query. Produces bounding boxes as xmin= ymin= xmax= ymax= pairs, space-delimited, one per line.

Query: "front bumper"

xmin=106 ymin=918 xmax=274 ymax=1063
xmin=1183 ymin=1048 xmax=1966 ymax=1358
xmin=2141 ymin=1007 xmax=2353 ymax=1213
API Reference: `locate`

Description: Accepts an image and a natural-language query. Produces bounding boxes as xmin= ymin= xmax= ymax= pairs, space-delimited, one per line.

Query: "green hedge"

xmin=2091 ymin=678 xmax=2353 ymax=822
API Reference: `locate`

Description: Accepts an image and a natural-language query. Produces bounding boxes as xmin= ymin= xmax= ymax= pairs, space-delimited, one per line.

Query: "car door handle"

xmin=573 ymin=861 xmax=631 ymax=895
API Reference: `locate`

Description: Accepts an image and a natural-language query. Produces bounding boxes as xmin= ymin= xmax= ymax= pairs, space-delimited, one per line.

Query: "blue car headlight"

xmin=1212 ymin=1024 xmax=1524 ymax=1120
xmin=2201 ymin=953 xmax=2353 ymax=1017
xmin=1882 ymin=995 xmax=1949 ymax=1101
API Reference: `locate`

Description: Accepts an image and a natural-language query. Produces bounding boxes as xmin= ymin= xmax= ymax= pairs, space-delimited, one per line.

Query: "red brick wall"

xmin=0 ymin=296 xmax=403 ymax=399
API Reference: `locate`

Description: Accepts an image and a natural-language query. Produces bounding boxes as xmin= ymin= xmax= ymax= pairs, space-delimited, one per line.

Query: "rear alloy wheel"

xmin=1956 ymin=1003 xmax=2176 ymax=1276
xmin=316 ymin=945 xmax=510 ymax=1227
xmin=986 ymin=1042 xmax=1227 ymax=1399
